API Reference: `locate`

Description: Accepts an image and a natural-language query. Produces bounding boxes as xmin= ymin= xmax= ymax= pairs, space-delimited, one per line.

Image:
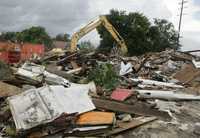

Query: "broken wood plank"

xmin=64 ymin=126 xmax=110 ymax=137
xmin=28 ymin=131 xmax=48 ymax=138
xmin=76 ymin=111 xmax=115 ymax=126
xmin=66 ymin=67 xmax=82 ymax=74
xmin=171 ymin=52 xmax=192 ymax=62
xmin=92 ymin=98 xmax=171 ymax=120
xmin=135 ymin=56 xmax=149 ymax=73
xmin=57 ymin=52 xmax=78 ymax=65
xmin=71 ymin=61 xmax=79 ymax=69
xmin=103 ymin=116 xmax=156 ymax=136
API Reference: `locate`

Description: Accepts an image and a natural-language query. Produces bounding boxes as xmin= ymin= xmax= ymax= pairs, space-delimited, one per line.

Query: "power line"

xmin=177 ymin=0 xmax=188 ymax=45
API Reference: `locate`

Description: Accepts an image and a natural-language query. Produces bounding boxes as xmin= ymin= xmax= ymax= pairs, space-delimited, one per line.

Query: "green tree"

xmin=97 ymin=9 xmax=179 ymax=55
xmin=0 ymin=26 xmax=53 ymax=50
xmin=148 ymin=19 xmax=180 ymax=51
xmin=19 ymin=26 xmax=53 ymax=50
xmin=0 ymin=32 xmax=17 ymax=42
xmin=55 ymin=33 xmax=70 ymax=41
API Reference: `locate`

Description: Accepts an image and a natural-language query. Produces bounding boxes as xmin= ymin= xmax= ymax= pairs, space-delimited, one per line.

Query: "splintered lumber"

xmin=57 ymin=52 xmax=78 ymax=65
xmin=66 ymin=67 xmax=82 ymax=74
xmin=104 ymin=117 xmax=157 ymax=136
xmin=135 ymin=56 xmax=149 ymax=73
xmin=171 ymin=52 xmax=192 ymax=61
xmin=92 ymin=98 xmax=171 ymax=120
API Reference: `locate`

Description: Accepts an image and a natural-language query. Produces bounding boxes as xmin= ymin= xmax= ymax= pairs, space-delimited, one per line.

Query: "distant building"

xmin=53 ymin=41 xmax=70 ymax=49
xmin=0 ymin=42 xmax=44 ymax=63
xmin=0 ymin=42 xmax=21 ymax=63
xmin=20 ymin=43 xmax=44 ymax=61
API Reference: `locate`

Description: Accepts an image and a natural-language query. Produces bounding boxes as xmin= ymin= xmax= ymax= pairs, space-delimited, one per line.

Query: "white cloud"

xmin=90 ymin=0 xmax=171 ymax=19
xmin=163 ymin=0 xmax=200 ymax=50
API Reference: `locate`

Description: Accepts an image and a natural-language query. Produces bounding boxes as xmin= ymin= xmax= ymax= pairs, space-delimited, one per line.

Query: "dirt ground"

xmin=115 ymin=101 xmax=200 ymax=138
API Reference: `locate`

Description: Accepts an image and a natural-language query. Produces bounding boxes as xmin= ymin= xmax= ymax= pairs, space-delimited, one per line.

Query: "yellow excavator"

xmin=70 ymin=15 xmax=128 ymax=54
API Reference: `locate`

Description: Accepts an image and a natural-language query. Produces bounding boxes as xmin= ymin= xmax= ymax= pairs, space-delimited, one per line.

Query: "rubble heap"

xmin=1 ymin=49 xmax=200 ymax=138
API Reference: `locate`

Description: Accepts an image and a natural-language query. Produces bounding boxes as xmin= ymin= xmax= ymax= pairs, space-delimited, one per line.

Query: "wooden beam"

xmin=104 ymin=117 xmax=157 ymax=136
xmin=92 ymin=98 xmax=171 ymax=120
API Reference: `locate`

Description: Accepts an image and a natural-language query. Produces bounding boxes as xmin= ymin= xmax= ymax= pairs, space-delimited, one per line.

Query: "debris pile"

xmin=1 ymin=49 xmax=200 ymax=137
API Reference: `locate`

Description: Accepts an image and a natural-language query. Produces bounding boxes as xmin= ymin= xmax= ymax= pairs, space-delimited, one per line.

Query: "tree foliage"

xmin=54 ymin=33 xmax=70 ymax=42
xmin=0 ymin=26 xmax=53 ymax=50
xmin=97 ymin=9 xmax=179 ymax=55
xmin=0 ymin=32 xmax=18 ymax=42
xmin=148 ymin=19 xmax=179 ymax=52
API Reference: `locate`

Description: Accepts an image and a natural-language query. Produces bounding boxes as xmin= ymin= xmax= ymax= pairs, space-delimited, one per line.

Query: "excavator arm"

xmin=70 ymin=15 xmax=128 ymax=54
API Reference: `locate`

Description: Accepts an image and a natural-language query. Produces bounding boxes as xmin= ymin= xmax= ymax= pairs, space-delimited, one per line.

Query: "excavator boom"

xmin=70 ymin=16 xmax=128 ymax=54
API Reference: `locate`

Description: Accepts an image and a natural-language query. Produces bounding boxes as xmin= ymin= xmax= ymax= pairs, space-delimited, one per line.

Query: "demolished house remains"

xmin=1 ymin=48 xmax=200 ymax=138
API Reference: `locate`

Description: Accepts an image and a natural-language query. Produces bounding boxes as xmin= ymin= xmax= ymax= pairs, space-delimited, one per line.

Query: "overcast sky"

xmin=0 ymin=0 xmax=199 ymax=51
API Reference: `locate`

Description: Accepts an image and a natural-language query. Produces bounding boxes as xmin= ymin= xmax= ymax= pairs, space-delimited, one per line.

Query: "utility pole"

xmin=177 ymin=0 xmax=188 ymax=45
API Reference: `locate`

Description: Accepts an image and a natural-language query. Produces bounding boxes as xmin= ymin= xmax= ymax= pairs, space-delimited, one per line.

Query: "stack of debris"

xmin=1 ymin=49 xmax=200 ymax=137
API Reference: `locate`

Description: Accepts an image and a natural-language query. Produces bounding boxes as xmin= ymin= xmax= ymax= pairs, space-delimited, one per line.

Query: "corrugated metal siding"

xmin=8 ymin=51 xmax=21 ymax=63
xmin=0 ymin=52 xmax=8 ymax=63
xmin=21 ymin=43 xmax=44 ymax=61
xmin=0 ymin=42 xmax=44 ymax=63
